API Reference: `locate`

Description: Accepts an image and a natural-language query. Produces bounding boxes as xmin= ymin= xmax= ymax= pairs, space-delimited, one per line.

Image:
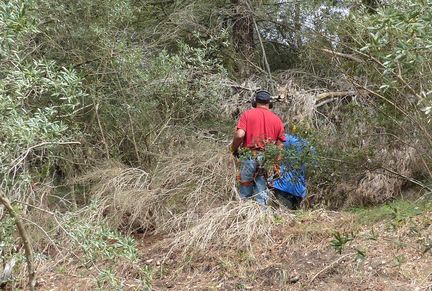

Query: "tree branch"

xmin=10 ymin=141 xmax=81 ymax=172
xmin=320 ymin=48 xmax=365 ymax=63
xmin=0 ymin=193 xmax=36 ymax=290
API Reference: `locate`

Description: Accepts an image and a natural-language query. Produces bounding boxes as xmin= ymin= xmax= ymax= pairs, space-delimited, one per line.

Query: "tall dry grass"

xmin=348 ymin=146 xmax=422 ymax=206
xmin=77 ymin=141 xmax=238 ymax=234
xmin=167 ymin=202 xmax=291 ymax=256
xmin=73 ymin=141 xmax=300 ymax=257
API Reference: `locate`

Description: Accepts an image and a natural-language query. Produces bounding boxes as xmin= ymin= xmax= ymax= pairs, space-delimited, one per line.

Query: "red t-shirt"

xmin=236 ymin=107 xmax=286 ymax=149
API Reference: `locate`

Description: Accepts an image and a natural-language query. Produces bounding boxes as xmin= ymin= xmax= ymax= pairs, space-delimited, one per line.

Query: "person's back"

xmin=237 ymin=107 xmax=284 ymax=149
xmin=272 ymin=134 xmax=314 ymax=209
xmin=237 ymin=107 xmax=285 ymax=150
xmin=230 ymin=90 xmax=286 ymax=206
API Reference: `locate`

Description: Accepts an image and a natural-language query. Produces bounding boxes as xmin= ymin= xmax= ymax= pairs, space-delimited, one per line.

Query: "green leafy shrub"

xmin=0 ymin=0 xmax=86 ymax=195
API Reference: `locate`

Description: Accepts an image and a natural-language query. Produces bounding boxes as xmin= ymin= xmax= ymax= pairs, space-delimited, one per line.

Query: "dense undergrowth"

xmin=1 ymin=0 xmax=432 ymax=289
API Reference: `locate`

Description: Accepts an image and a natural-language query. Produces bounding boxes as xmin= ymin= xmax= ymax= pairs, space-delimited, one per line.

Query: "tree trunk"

xmin=294 ymin=1 xmax=302 ymax=49
xmin=0 ymin=193 xmax=36 ymax=290
xmin=231 ymin=0 xmax=255 ymax=77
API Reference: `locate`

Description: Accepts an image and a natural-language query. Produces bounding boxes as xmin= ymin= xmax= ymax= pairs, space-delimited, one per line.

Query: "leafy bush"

xmin=0 ymin=0 xmax=86 ymax=197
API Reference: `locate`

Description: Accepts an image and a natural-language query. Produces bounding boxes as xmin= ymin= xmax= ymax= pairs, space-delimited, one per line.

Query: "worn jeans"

xmin=239 ymin=158 xmax=269 ymax=206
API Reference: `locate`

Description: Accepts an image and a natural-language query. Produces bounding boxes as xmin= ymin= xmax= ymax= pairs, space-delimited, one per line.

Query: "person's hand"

xmin=229 ymin=143 xmax=239 ymax=158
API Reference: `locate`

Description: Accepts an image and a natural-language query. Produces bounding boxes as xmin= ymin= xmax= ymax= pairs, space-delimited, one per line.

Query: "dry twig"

xmin=309 ymin=252 xmax=354 ymax=284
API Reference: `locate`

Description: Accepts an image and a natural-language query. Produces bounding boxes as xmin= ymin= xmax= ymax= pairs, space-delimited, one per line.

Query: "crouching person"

xmin=271 ymin=133 xmax=314 ymax=210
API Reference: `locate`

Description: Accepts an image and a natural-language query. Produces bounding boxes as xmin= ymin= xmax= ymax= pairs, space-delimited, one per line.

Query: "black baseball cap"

xmin=255 ymin=90 xmax=271 ymax=103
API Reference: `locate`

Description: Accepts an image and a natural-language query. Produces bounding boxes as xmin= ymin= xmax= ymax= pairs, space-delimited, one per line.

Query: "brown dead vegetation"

xmin=11 ymin=73 xmax=428 ymax=290
xmin=348 ymin=146 xmax=420 ymax=206
xmin=77 ymin=142 xmax=237 ymax=234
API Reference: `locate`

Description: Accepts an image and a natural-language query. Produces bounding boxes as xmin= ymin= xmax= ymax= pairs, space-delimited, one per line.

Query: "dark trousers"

xmin=273 ymin=189 xmax=302 ymax=210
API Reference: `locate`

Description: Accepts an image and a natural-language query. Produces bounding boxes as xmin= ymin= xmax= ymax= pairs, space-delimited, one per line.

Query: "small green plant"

xmin=355 ymin=249 xmax=366 ymax=263
xmin=97 ymin=268 xmax=123 ymax=290
xmin=0 ymin=215 xmax=16 ymax=261
xmin=62 ymin=209 xmax=138 ymax=264
xmin=140 ymin=265 xmax=153 ymax=291
xmin=366 ymin=227 xmax=379 ymax=241
xmin=239 ymin=147 xmax=254 ymax=161
xmin=234 ymin=282 xmax=246 ymax=290
xmin=330 ymin=231 xmax=355 ymax=254
xmin=272 ymin=214 xmax=284 ymax=225
xmin=394 ymin=254 xmax=406 ymax=267
xmin=394 ymin=239 xmax=406 ymax=250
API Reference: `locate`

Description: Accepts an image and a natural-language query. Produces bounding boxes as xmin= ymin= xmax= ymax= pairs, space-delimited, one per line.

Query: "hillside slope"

xmin=37 ymin=199 xmax=431 ymax=290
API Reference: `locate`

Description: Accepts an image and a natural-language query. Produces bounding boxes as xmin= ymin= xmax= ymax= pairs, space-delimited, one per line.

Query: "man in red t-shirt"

xmin=230 ymin=90 xmax=286 ymax=206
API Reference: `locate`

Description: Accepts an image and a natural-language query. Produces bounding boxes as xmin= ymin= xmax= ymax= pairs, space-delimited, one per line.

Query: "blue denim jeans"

xmin=239 ymin=158 xmax=269 ymax=206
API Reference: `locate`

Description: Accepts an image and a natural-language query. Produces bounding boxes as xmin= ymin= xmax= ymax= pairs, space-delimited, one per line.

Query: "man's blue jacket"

xmin=272 ymin=134 xmax=313 ymax=198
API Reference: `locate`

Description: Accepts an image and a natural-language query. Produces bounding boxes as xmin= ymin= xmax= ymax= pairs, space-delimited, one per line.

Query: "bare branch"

xmin=9 ymin=141 xmax=81 ymax=172
xmin=0 ymin=193 xmax=36 ymax=290
xmin=320 ymin=48 xmax=365 ymax=63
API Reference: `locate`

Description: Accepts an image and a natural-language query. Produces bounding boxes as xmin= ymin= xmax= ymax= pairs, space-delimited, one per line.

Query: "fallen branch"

xmin=315 ymin=97 xmax=343 ymax=108
xmin=380 ymin=166 xmax=432 ymax=193
xmin=315 ymin=90 xmax=369 ymax=108
xmin=309 ymin=252 xmax=354 ymax=283
xmin=316 ymin=91 xmax=356 ymax=101
xmin=320 ymin=48 xmax=365 ymax=63
xmin=0 ymin=192 xmax=36 ymax=290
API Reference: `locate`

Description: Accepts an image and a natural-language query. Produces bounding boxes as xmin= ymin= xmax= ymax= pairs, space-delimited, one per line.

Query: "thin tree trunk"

xmin=0 ymin=193 xmax=36 ymax=290
xmin=294 ymin=1 xmax=302 ymax=49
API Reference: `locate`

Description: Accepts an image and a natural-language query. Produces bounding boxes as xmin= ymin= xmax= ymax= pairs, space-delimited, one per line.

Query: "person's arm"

xmin=276 ymin=121 xmax=286 ymax=148
xmin=231 ymin=129 xmax=245 ymax=154
xmin=230 ymin=113 xmax=247 ymax=156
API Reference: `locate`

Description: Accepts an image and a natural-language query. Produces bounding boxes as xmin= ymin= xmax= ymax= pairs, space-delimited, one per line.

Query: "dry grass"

xmin=274 ymin=82 xmax=316 ymax=127
xmin=132 ymin=200 xmax=432 ymax=290
xmin=168 ymin=202 xmax=294 ymax=256
xmin=347 ymin=146 xmax=420 ymax=206
xmin=73 ymin=141 xmax=300 ymax=262
xmin=77 ymin=141 xmax=237 ymax=234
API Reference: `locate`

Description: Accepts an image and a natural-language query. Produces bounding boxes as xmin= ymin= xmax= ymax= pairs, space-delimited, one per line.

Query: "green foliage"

xmin=238 ymin=141 xmax=316 ymax=181
xmin=0 ymin=214 xmax=16 ymax=261
xmin=140 ymin=265 xmax=154 ymax=291
xmin=341 ymin=0 xmax=432 ymax=116
xmin=0 ymin=60 xmax=84 ymax=144
xmin=393 ymin=254 xmax=406 ymax=267
xmin=330 ymin=231 xmax=355 ymax=254
xmin=0 ymin=0 xmax=86 ymax=197
xmin=97 ymin=268 xmax=123 ymax=290
xmin=355 ymin=249 xmax=366 ymax=263
xmin=355 ymin=1 xmax=432 ymax=76
xmin=0 ymin=0 xmax=36 ymax=50
xmin=140 ymin=33 xmax=229 ymax=121
xmin=62 ymin=212 xmax=138 ymax=263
